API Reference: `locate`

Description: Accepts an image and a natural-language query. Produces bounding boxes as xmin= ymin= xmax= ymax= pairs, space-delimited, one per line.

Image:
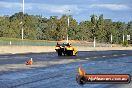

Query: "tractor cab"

xmin=55 ymin=42 xmax=77 ymax=56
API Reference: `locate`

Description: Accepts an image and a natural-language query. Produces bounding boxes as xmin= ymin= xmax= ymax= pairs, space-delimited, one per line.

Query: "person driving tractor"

xmin=55 ymin=42 xmax=77 ymax=56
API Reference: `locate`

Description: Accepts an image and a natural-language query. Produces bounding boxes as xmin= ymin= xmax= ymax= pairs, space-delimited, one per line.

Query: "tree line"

xmin=0 ymin=12 xmax=131 ymax=44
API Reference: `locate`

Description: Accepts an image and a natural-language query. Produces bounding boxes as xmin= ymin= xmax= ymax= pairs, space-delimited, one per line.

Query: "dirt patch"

xmin=0 ymin=46 xmax=132 ymax=54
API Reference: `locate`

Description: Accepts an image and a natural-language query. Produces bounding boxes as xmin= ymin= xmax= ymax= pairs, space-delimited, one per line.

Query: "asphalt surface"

xmin=0 ymin=50 xmax=132 ymax=88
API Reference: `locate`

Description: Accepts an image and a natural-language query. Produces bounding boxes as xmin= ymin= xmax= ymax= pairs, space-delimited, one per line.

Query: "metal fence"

xmin=0 ymin=40 xmax=56 ymax=46
xmin=0 ymin=39 xmax=112 ymax=47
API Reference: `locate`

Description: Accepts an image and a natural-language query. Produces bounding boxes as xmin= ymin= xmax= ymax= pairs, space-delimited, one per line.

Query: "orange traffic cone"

xmin=26 ymin=58 xmax=33 ymax=65
xmin=78 ymin=66 xmax=86 ymax=76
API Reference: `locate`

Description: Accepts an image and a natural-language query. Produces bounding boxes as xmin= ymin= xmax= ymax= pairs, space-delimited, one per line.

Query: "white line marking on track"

xmin=102 ymin=56 xmax=106 ymax=57
xmin=121 ymin=54 xmax=127 ymax=56
xmin=113 ymin=54 xmax=118 ymax=56
xmin=93 ymin=57 xmax=97 ymax=58
xmin=85 ymin=58 xmax=90 ymax=60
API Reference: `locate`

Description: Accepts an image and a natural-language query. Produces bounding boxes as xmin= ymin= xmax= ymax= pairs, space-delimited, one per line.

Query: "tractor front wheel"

xmin=58 ymin=50 xmax=62 ymax=56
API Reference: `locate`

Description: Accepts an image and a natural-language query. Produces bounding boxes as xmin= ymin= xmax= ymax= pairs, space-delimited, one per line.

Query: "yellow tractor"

xmin=55 ymin=43 xmax=77 ymax=56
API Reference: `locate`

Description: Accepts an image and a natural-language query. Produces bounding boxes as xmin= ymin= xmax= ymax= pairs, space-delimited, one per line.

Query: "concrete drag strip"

xmin=0 ymin=50 xmax=132 ymax=88
xmin=0 ymin=59 xmax=79 ymax=75
xmin=0 ymin=69 xmax=63 ymax=88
